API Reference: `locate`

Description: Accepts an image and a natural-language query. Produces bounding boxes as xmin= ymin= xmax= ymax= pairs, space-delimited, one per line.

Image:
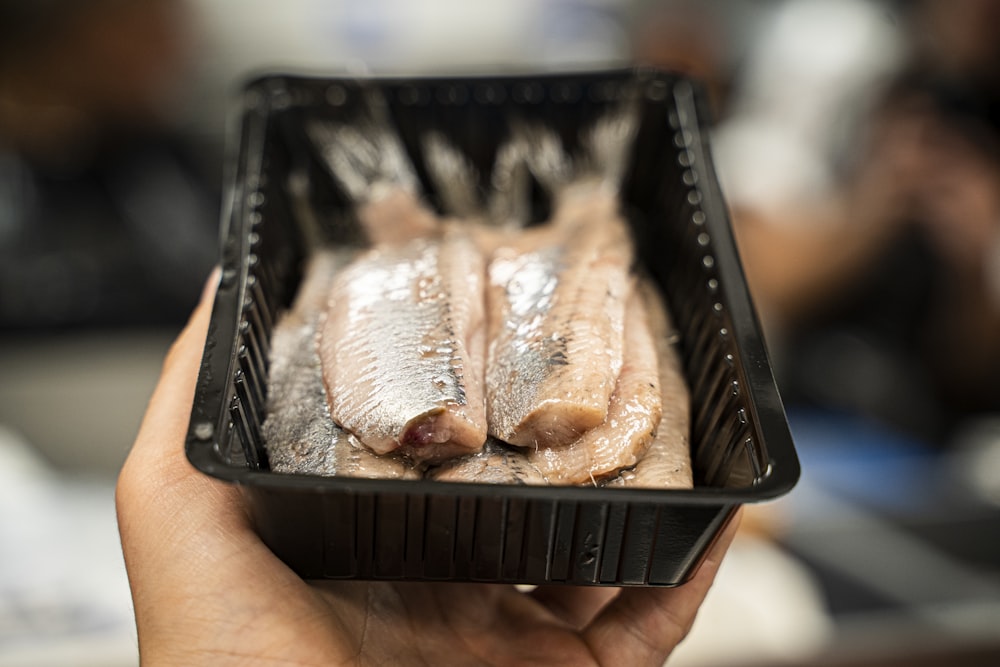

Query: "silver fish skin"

xmin=608 ymin=280 xmax=693 ymax=489
xmin=526 ymin=286 xmax=661 ymax=485
xmin=319 ymin=226 xmax=488 ymax=462
xmin=485 ymin=183 xmax=632 ymax=448
xmin=264 ymin=251 xmax=419 ymax=479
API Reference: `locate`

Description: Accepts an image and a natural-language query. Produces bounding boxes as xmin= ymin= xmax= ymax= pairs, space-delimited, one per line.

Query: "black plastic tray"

xmin=186 ymin=68 xmax=799 ymax=586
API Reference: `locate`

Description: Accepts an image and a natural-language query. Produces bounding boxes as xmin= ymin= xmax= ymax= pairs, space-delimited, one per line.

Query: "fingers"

xmin=119 ymin=271 xmax=219 ymax=494
xmin=583 ymin=508 xmax=742 ymax=667
xmin=145 ymin=271 xmax=219 ymax=444
xmin=529 ymin=585 xmax=619 ymax=629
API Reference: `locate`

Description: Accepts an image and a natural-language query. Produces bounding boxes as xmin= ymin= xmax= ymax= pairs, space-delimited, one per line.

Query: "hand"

xmin=116 ymin=271 xmax=741 ymax=667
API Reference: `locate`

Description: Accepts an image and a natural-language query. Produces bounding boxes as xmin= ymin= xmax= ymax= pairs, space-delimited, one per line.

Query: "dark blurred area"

xmin=1 ymin=1 xmax=999 ymax=665
xmin=0 ymin=0 xmax=219 ymax=332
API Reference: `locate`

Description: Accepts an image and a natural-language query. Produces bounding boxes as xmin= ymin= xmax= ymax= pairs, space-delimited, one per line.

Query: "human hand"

xmin=116 ymin=271 xmax=741 ymax=667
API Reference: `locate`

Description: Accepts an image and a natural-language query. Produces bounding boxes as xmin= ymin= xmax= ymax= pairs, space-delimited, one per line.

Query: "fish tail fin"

xmin=307 ymin=89 xmax=419 ymax=203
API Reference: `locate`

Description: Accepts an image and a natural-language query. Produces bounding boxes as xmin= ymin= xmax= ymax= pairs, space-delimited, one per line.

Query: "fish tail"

xmin=307 ymin=88 xmax=419 ymax=203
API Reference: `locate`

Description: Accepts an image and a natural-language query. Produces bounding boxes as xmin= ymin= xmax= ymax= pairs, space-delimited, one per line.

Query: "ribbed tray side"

xmin=250 ymin=485 xmax=733 ymax=586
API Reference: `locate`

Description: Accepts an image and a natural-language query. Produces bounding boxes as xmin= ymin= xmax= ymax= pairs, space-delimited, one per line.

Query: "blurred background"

xmin=1 ymin=0 xmax=999 ymax=665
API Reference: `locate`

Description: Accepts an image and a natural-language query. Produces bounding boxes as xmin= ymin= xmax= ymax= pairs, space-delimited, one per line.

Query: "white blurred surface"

xmin=0 ymin=429 xmax=137 ymax=667
xmin=670 ymin=531 xmax=833 ymax=667
xmin=179 ymin=0 xmax=636 ymax=147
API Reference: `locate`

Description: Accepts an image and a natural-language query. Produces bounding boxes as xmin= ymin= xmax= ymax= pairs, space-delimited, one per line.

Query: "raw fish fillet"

xmin=485 ymin=184 xmax=632 ymax=448
xmin=319 ymin=227 xmax=488 ymax=462
xmin=263 ymin=251 xmax=419 ymax=479
xmin=356 ymin=188 xmax=440 ymax=246
xmin=526 ymin=287 xmax=662 ymax=484
xmin=608 ymin=281 xmax=693 ymax=489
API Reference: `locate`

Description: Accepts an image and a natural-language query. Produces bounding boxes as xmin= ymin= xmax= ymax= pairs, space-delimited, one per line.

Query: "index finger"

xmin=123 ymin=268 xmax=220 ymax=482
